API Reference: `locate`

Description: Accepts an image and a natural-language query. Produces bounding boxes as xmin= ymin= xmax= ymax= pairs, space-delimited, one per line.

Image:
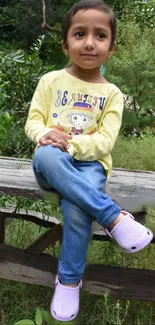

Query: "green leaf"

xmin=40 ymin=309 xmax=50 ymax=322
xmin=13 ymin=320 xmax=35 ymax=325
xmin=47 ymin=314 xmax=55 ymax=325
xmin=40 ymin=309 xmax=57 ymax=325
xmin=35 ymin=308 xmax=43 ymax=325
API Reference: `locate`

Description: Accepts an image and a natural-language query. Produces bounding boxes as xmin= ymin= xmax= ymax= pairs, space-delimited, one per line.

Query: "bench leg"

xmin=0 ymin=217 xmax=5 ymax=244
xmin=25 ymin=224 xmax=63 ymax=254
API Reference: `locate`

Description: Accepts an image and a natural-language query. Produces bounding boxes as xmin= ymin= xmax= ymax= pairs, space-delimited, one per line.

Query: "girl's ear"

xmin=61 ymin=40 xmax=69 ymax=55
xmin=108 ymin=41 xmax=116 ymax=58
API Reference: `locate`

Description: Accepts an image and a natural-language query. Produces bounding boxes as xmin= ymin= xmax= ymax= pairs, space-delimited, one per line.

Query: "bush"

xmin=38 ymin=32 xmax=68 ymax=68
xmin=0 ymin=36 xmax=54 ymax=157
xmin=0 ymin=0 xmax=76 ymax=48
xmin=0 ymin=111 xmax=34 ymax=157
xmin=105 ymin=21 xmax=155 ymax=134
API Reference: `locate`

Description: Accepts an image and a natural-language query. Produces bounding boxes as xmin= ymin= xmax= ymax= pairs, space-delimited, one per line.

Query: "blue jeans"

xmin=33 ymin=145 xmax=121 ymax=284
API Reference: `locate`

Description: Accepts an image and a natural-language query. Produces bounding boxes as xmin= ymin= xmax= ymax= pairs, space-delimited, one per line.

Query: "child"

xmin=25 ymin=0 xmax=153 ymax=321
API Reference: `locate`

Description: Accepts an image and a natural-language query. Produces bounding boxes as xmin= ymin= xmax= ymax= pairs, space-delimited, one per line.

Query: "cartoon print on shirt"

xmin=57 ymin=102 xmax=94 ymax=135
xmin=67 ymin=112 xmax=93 ymax=135
xmin=55 ymin=90 xmax=62 ymax=108
xmin=54 ymin=98 xmax=104 ymax=135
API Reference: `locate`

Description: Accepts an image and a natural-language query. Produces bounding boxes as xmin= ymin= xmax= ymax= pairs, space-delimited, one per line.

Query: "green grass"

xmin=112 ymin=133 xmax=155 ymax=171
xmin=1 ymin=134 xmax=155 ymax=325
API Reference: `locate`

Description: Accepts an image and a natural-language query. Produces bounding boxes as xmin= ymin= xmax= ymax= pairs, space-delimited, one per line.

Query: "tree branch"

xmin=41 ymin=22 xmax=61 ymax=34
xmin=41 ymin=0 xmax=61 ymax=34
xmin=42 ymin=0 xmax=46 ymax=25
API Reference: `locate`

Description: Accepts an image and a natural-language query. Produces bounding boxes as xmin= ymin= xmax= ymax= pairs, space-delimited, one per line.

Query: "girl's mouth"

xmin=81 ymin=53 xmax=97 ymax=57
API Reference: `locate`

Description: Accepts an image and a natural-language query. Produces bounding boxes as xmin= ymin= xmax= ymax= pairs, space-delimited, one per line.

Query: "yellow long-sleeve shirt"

xmin=25 ymin=69 xmax=124 ymax=176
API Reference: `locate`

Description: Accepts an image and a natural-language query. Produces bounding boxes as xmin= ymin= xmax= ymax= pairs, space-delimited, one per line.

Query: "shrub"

xmin=0 ymin=36 xmax=54 ymax=157
xmin=105 ymin=21 xmax=155 ymax=134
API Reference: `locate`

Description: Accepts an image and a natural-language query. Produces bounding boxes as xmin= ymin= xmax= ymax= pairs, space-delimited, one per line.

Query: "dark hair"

xmin=62 ymin=0 xmax=116 ymax=50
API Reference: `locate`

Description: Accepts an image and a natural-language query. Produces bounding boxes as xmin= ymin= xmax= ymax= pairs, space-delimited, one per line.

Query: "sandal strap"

xmin=105 ymin=210 xmax=134 ymax=238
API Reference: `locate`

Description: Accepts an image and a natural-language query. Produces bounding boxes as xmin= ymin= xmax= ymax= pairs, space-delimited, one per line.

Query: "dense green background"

xmin=0 ymin=0 xmax=155 ymax=158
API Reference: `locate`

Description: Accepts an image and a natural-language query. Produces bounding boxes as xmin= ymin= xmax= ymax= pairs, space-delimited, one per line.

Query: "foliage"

xmin=0 ymin=111 xmax=33 ymax=157
xmin=0 ymin=36 xmax=54 ymax=157
xmin=0 ymin=0 xmax=75 ymax=48
xmin=122 ymin=0 xmax=155 ymax=28
xmin=13 ymin=308 xmax=53 ymax=325
xmin=105 ymin=0 xmax=155 ymax=28
xmin=39 ymin=33 xmax=68 ymax=68
xmin=106 ymin=20 xmax=155 ymax=134
xmin=0 ymin=36 xmax=52 ymax=116
xmin=0 ymin=77 xmax=8 ymax=111
xmin=0 ymin=0 xmax=43 ymax=48
xmin=105 ymin=0 xmax=138 ymax=12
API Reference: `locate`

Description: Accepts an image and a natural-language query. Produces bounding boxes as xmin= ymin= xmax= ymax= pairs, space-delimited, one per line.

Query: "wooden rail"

xmin=0 ymin=156 xmax=155 ymax=211
xmin=0 ymin=156 xmax=155 ymax=300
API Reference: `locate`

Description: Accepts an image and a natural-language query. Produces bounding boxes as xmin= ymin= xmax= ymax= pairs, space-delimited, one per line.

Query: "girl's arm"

xmin=25 ymin=77 xmax=52 ymax=144
xmin=67 ymin=90 xmax=124 ymax=161
xmin=25 ymin=76 xmax=72 ymax=150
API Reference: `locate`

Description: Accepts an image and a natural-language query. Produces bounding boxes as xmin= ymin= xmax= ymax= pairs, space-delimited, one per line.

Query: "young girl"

xmin=25 ymin=0 xmax=153 ymax=321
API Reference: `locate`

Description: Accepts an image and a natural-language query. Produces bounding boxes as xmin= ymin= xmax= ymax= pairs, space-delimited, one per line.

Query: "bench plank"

xmin=1 ymin=207 xmax=152 ymax=243
xmin=0 ymin=207 xmax=60 ymax=227
xmin=0 ymin=157 xmax=155 ymax=212
xmin=1 ymin=244 xmax=155 ymax=300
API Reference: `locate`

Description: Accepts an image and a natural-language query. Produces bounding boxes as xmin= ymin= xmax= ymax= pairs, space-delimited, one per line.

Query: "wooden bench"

xmin=0 ymin=156 xmax=155 ymax=301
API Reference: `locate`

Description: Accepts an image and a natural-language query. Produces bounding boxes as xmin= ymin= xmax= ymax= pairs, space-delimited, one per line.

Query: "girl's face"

xmin=62 ymin=9 xmax=115 ymax=71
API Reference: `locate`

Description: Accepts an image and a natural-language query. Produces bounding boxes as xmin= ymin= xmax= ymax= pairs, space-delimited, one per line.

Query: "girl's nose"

xmin=84 ymin=36 xmax=95 ymax=50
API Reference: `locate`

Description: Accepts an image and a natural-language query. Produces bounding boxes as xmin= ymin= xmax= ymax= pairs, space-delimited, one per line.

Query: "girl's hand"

xmin=37 ymin=130 xmax=72 ymax=151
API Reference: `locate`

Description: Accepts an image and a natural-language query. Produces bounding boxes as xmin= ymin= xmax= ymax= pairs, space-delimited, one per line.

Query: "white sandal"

xmin=51 ymin=276 xmax=82 ymax=322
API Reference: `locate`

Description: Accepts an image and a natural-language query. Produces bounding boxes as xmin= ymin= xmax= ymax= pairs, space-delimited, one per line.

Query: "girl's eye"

xmin=75 ymin=31 xmax=84 ymax=38
xmin=97 ymin=32 xmax=105 ymax=39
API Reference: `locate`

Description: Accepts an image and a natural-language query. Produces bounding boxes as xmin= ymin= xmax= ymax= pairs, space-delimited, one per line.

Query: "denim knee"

xmin=33 ymin=145 xmax=71 ymax=173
